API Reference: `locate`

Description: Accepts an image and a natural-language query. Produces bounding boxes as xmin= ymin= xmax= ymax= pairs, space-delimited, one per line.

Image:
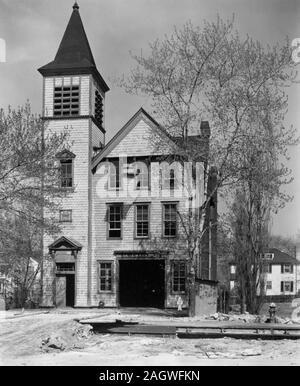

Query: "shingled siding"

xmin=42 ymin=118 xmax=92 ymax=307
xmin=91 ymin=167 xmax=190 ymax=308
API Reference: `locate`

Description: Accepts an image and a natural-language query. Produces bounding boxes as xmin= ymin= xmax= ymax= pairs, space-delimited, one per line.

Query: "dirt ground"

xmin=0 ymin=309 xmax=300 ymax=366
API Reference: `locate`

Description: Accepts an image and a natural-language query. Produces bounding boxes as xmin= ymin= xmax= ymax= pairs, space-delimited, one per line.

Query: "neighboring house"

xmin=229 ymin=248 xmax=300 ymax=301
xmin=39 ymin=3 xmax=218 ymax=312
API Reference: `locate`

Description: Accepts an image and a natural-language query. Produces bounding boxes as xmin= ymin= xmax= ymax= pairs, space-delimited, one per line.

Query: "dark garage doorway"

xmin=119 ymin=260 xmax=165 ymax=308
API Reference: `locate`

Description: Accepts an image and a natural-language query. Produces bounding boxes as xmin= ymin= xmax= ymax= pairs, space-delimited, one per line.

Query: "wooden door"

xmin=56 ymin=276 xmax=66 ymax=307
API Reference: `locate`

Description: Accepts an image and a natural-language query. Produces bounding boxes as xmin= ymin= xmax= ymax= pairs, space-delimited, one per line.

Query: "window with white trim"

xmin=108 ymin=161 xmax=121 ymax=190
xmin=172 ymin=261 xmax=186 ymax=293
xmin=135 ymin=204 xmax=150 ymax=238
xmin=163 ymin=203 xmax=177 ymax=237
xmin=59 ymin=210 xmax=72 ymax=223
xmin=99 ymin=262 xmax=113 ymax=292
xmin=134 ymin=162 xmax=149 ymax=190
xmin=281 ymin=281 xmax=294 ymax=293
xmin=108 ymin=204 xmax=122 ymax=239
xmin=60 ymin=159 xmax=73 ymax=188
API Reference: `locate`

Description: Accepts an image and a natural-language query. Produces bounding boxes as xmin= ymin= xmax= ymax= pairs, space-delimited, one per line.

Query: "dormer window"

xmin=54 ymin=85 xmax=80 ymax=116
xmin=95 ymin=90 xmax=103 ymax=126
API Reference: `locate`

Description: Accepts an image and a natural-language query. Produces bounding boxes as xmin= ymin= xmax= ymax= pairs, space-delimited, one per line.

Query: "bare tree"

xmin=0 ymin=103 xmax=68 ymax=307
xmin=122 ymin=15 xmax=298 ymax=316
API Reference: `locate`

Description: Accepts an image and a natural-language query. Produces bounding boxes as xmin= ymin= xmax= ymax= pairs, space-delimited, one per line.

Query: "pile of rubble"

xmin=41 ymin=323 xmax=93 ymax=353
xmin=205 ymin=312 xmax=295 ymax=324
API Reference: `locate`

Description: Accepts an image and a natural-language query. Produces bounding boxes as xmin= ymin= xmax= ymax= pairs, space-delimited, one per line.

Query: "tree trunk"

xmin=188 ymin=270 xmax=196 ymax=317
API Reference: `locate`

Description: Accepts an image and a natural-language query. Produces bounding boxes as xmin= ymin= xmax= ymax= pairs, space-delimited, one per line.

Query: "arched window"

xmin=108 ymin=161 xmax=120 ymax=190
xmin=134 ymin=161 xmax=149 ymax=190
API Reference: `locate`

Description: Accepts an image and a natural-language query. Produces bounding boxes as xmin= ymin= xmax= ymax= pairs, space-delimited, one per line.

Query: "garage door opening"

xmin=119 ymin=260 xmax=165 ymax=308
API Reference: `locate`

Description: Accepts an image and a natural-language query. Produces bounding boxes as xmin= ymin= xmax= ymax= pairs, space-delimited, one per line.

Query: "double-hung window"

xmin=60 ymin=159 xmax=73 ymax=188
xmin=163 ymin=203 xmax=177 ymax=237
xmin=99 ymin=262 xmax=113 ymax=292
xmin=135 ymin=204 xmax=149 ymax=238
xmin=172 ymin=261 xmax=186 ymax=293
xmin=281 ymin=281 xmax=294 ymax=293
xmin=108 ymin=204 xmax=122 ymax=239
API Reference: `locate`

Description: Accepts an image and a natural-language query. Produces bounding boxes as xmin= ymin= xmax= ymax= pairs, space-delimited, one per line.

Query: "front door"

xmin=56 ymin=276 xmax=66 ymax=307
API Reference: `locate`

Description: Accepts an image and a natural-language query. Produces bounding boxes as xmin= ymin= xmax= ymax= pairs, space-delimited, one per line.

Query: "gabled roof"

xmin=38 ymin=3 xmax=109 ymax=92
xmin=268 ymin=248 xmax=300 ymax=265
xmin=48 ymin=236 xmax=83 ymax=251
xmin=91 ymin=108 xmax=179 ymax=171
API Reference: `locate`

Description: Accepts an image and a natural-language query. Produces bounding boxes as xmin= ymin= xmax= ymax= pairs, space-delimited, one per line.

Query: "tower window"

xmin=59 ymin=210 xmax=72 ymax=223
xmin=60 ymin=159 xmax=73 ymax=188
xmin=54 ymin=85 xmax=80 ymax=116
xmin=95 ymin=90 xmax=103 ymax=126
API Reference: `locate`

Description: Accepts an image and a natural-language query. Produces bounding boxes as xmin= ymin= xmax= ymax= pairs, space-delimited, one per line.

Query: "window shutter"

xmin=291 ymin=281 xmax=294 ymax=292
xmin=291 ymin=265 xmax=294 ymax=274
xmin=281 ymin=281 xmax=284 ymax=292
xmin=281 ymin=264 xmax=284 ymax=274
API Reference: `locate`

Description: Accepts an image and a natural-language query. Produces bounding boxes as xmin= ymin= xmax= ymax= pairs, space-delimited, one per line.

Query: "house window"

xmin=163 ymin=203 xmax=177 ymax=237
xmin=134 ymin=162 xmax=149 ymax=190
xmin=59 ymin=210 xmax=72 ymax=223
xmin=60 ymin=159 xmax=73 ymax=188
xmin=263 ymin=253 xmax=274 ymax=260
xmin=230 ymin=265 xmax=236 ymax=274
xmin=135 ymin=204 xmax=149 ymax=238
xmin=281 ymin=264 xmax=293 ymax=274
xmin=108 ymin=161 xmax=121 ymax=190
xmin=281 ymin=281 xmax=294 ymax=293
xmin=266 ymin=281 xmax=272 ymax=290
xmin=95 ymin=90 xmax=103 ymax=126
xmin=54 ymin=85 xmax=80 ymax=116
xmin=108 ymin=205 xmax=122 ymax=238
xmin=162 ymin=168 xmax=176 ymax=191
xmin=99 ymin=262 xmax=113 ymax=292
xmin=172 ymin=261 xmax=186 ymax=293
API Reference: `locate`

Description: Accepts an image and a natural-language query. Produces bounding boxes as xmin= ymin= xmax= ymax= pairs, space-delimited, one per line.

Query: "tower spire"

xmin=38 ymin=2 xmax=109 ymax=93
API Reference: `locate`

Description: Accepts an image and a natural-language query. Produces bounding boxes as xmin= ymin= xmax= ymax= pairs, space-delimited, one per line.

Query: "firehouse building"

xmin=39 ymin=3 xmax=218 ymax=313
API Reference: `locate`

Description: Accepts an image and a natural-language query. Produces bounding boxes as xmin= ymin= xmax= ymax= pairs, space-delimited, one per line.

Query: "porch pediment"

xmin=48 ymin=236 xmax=82 ymax=252
xmin=56 ymin=149 xmax=76 ymax=159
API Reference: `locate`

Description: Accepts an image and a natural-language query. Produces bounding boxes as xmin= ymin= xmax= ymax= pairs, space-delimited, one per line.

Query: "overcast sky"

xmin=0 ymin=0 xmax=300 ymax=237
